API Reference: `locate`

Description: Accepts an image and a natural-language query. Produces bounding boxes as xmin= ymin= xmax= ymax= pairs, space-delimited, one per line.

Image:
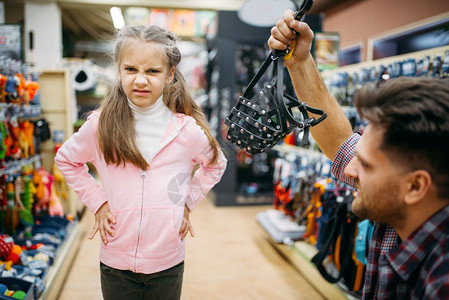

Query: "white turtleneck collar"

xmin=127 ymin=95 xmax=174 ymax=161
xmin=127 ymin=95 xmax=165 ymax=115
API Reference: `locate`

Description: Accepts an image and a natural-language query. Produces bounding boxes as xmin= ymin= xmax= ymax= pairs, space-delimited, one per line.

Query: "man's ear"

xmin=404 ymin=170 xmax=432 ymax=205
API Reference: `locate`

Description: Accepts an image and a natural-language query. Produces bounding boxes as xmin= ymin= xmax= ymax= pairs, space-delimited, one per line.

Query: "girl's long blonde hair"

xmin=98 ymin=25 xmax=219 ymax=170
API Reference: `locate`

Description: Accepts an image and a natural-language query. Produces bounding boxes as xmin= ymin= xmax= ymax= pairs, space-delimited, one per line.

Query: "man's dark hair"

xmin=355 ymin=77 xmax=449 ymax=199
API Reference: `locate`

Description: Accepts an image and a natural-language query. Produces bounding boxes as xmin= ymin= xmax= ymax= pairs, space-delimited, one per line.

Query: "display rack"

xmin=38 ymin=69 xmax=81 ymax=215
xmin=205 ymin=10 xmax=273 ymax=206
xmin=265 ymin=236 xmax=351 ymax=300
xmin=36 ymin=69 xmax=84 ymax=299
xmin=75 ymin=92 xmax=103 ymax=120
xmin=254 ymin=141 xmax=352 ymax=299
xmin=207 ymin=10 xmax=323 ymax=206
xmin=264 ymin=144 xmax=353 ymax=300
xmin=38 ymin=209 xmax=90 ymax=300
xmin=0 ymin=63 xmax=83 ymax=299
xmin=367 ymin=12 xmax=449 ymax=61
xmin=273 ymin=144 xmax=326 ymax=160
xmin=321 ymin=45 xmax=449 ymax=80
xmin=261 ymin=44 xmax=449 ymax=300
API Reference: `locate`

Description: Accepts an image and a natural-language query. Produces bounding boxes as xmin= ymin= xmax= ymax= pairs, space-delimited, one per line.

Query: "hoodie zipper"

xmin=132 ymin=133 xmax=178 ymax=272
xmin=132 ymin=116 xmax=186 ymax=272
xmin=134 ymin=169 xmax=146 ymax=272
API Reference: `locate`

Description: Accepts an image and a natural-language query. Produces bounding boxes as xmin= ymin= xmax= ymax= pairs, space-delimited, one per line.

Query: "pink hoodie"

xmin=55 ymin=110 xmax=227 ymax=274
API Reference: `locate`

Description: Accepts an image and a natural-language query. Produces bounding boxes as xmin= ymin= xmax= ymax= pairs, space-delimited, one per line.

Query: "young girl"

xmin=55 ymin=25 xmax=227 ymax=299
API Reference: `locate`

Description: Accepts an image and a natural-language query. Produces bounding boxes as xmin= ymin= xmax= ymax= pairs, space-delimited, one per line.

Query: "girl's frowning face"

xmin=119 ymin=40 xmax=175 ymax=108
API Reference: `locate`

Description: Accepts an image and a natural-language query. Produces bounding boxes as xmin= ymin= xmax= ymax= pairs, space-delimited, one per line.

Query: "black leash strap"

xmin=311 ymin=191 xmax=359 ymax=284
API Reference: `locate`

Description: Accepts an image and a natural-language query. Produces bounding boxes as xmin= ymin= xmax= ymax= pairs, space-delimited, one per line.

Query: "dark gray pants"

xmin=100 ymin=261 xmax=184 ymax=300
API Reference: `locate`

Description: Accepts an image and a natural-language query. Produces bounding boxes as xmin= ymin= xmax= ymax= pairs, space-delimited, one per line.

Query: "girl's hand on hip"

xmin=89 ymin=201 xmax=117 ymax=245
xmin=180 ymin=205 xmax=194 ymax=240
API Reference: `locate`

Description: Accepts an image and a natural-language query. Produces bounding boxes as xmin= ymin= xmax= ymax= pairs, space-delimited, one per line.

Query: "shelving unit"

xmin=321 ymin=45 xmax=449 ymax=79
xmin=259 ymin=143 xmax=354 ymax=299
xmin=39 ymin=208 xmax=90 ymax=299
xmin=206 ymin=10 xmax=274 ymax=206
xmin=208 ymin=10 xmax=324 ymax=207
xmin=35 ymin=69 xmax=86 ymax=299
xmin=367 ymin=12 xmax=449 ymax=61
xmin=273 ymin=144 xmax=327 ymax=160
xmin=40 ymin=221 xmax=79 ymax=299
xmin=0 ymin=67 xmax=85 ymax=299
xmin=38 ymin=69 xmax=81 ymax=215
xmin=75 ymin=92 xmax=104 ymax=120
xmin=265 ymin=236 xmax=350 ymax=300
xmin=263 ymin=43 xmax=449 ymax=300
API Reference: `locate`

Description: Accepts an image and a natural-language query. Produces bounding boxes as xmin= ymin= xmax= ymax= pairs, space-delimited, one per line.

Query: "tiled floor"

xmin=58 ymin=196 xmax=324 ymax=299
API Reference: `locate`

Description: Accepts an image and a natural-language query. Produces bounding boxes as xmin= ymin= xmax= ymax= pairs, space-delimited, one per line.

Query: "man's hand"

xmin=179 ymin=205 xmax=194 ymax=240
xmin=268 ymin=9 xmax=315 ymax=66
xmin=89 ymin=202 xmax=116 ymax=245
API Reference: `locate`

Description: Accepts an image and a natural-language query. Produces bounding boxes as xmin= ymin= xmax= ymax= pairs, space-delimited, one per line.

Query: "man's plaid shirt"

xmin=331 ymin=133 xmax=449 ymax=299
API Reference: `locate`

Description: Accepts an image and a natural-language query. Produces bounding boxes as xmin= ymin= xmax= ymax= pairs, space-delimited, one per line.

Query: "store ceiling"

xmin=29 ymin=0 xmax=362 ymax=41
xmin=30 ymin=0 xmax=351 ymax=12
xmin=6 ymin=0 xmax=362 ymax=60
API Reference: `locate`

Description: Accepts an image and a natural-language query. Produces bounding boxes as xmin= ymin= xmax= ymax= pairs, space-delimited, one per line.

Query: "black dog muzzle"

xmin=225 ymin=50 xmax=327 ymax=156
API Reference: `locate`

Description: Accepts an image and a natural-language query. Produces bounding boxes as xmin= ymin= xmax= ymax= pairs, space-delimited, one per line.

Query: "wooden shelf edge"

xmin=258 ymin=221 xmax=349 ymax=300
xmin=39 ymin=213 xmax=89 ymax=300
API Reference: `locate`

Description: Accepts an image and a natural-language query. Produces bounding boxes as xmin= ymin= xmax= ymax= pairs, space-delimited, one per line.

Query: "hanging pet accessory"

xmin=225 ymin=0 xmax=327 ymax=156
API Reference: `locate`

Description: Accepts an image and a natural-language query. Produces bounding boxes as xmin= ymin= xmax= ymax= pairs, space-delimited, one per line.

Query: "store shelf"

xmin=259 ymin=222 xmax=353 ymax=300
xmin=273 ymin=144 xmax=327 ymax=159
xmin=75 ymin=93 xmax=104 ymax=116
xmin=321 ymin=45 xmax=449 ymax=79
xmin=39 ymin=69 xmax=82 ymax=216
xmin=39 ymin=213 xmax=89 ymax=300
xmin=367 ymin=12 xmax=449 ymax=60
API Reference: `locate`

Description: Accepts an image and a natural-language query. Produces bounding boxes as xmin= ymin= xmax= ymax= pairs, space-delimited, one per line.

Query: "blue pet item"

xmin=4 ymin=76 xmax=17 ymax=94
xmin=355 ymin=219 xmax=374 ymax=265
xmin=0 ymin=277 xmax=33 ymax=300
xmin=0 ymin=284 xmax=7 ymax=295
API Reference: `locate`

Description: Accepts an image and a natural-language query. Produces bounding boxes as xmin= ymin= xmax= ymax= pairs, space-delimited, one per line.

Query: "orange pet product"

xmin=18 ymin=121 xmax=35 ymax=158
xmin=15 ymin=73 xmax=26 ymax=98
xmin=284 ymin=131 xmax=296 ymax=145
xmin=25 ymin=81 xmax=39 ymax=102
xmin=0 ymin=74 xmax=6 ymax=102
xmin=5 ymin=244 xmax=22 ymax=264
